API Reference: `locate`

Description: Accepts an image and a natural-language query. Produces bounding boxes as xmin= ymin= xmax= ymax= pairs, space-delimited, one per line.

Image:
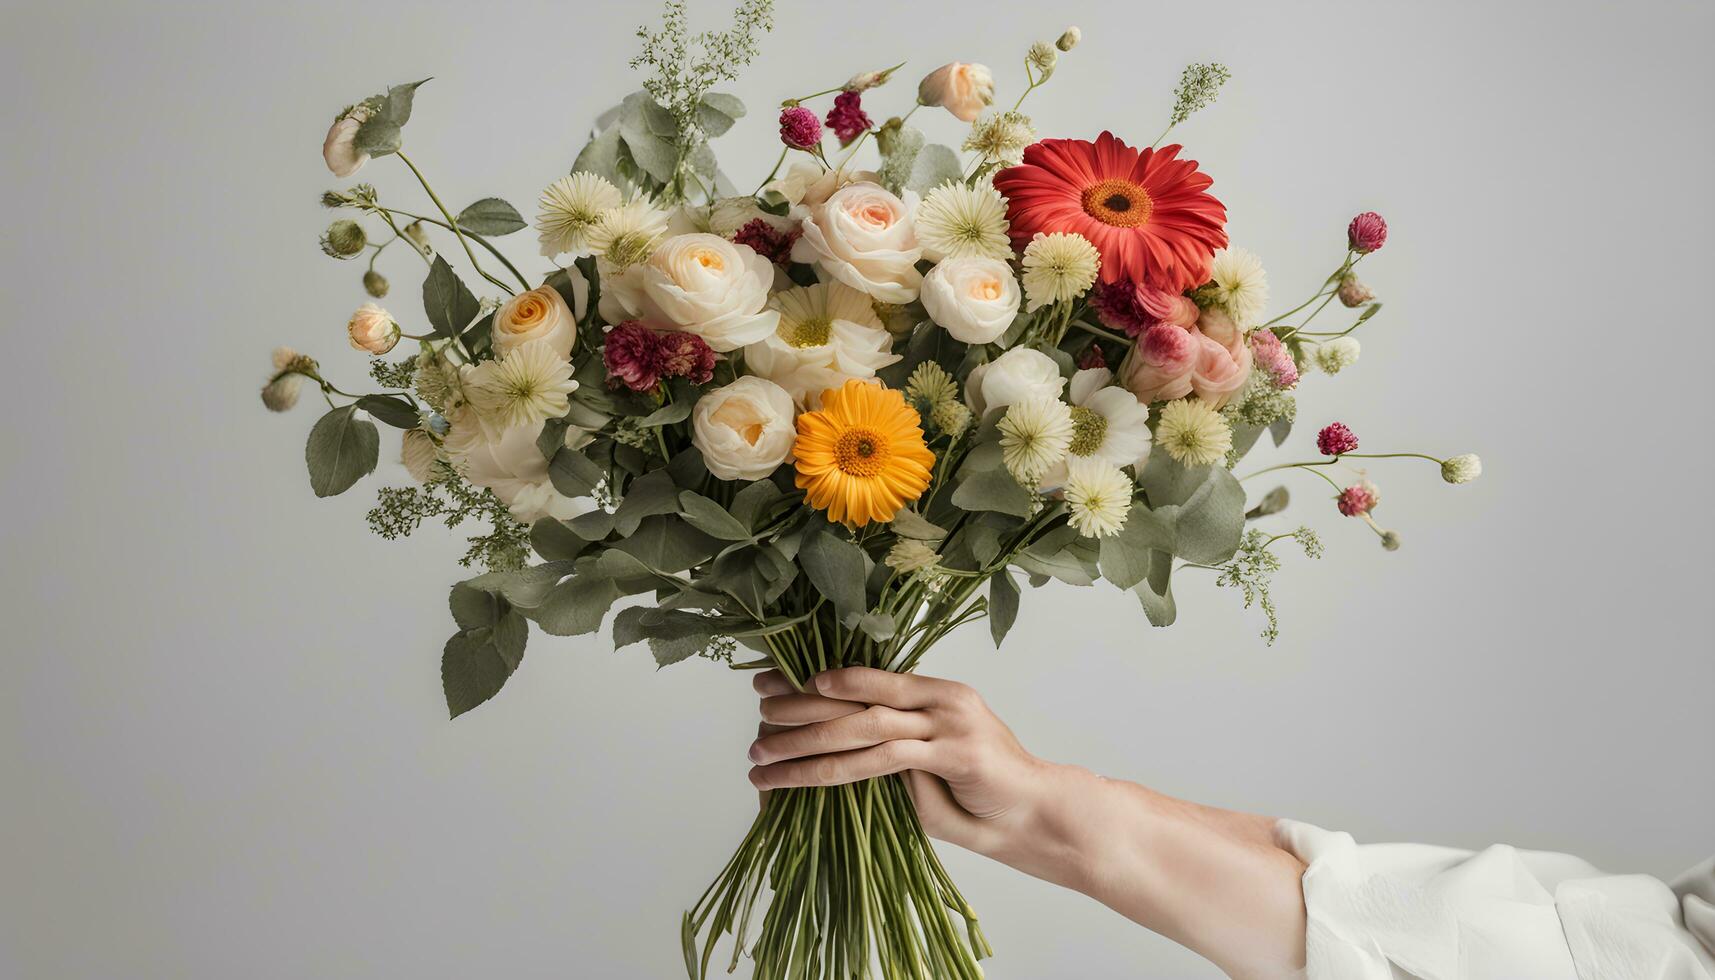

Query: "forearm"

xmin=974 ymin=763 xmax=1308 ymax=980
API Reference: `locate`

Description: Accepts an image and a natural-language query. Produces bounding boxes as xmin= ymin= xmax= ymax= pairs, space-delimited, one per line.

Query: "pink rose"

xmin=322 ymin=106 xmax=371 ymax=178
xmin=1119 ymin=323 xmax=1197 ymax=404
xmin=1196 ymin=306 xmax=1242 ymax=350
xmin=917 ymin=62 xmax=995 ymax=122
xmin=1189 ymin=328 xmax=1253 ymax=408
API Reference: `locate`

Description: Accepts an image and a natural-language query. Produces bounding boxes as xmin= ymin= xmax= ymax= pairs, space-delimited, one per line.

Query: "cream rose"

xmin=493 ymin=282 xmax=582 ymax=359
xmin=791 ymin=181 xmax=924 ymax=304
xmin=692 ymin=376 xmax=798 ymax=481
xmin=1188 ymin=328 xmax=1253 ymax=408
xmin=964 ymin=347 xmax=1065 ymax=418
xmin=322 ymin=107 xmax=371 ymax=178
xmin=920 ymin=257 xmax=1021 ymax=344
xmin=603 ymin=233 xmax=778 ymax=352
xmin=917 ymin=63 xmax=995 ymax=122
xmin=347 ymin=303 xmax=400 ymax=354
xmin=455 ymin=419 xmax=592 ymax=524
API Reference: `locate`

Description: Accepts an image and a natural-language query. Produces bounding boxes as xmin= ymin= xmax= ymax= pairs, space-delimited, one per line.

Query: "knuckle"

xmin=943 ymin=682 xmax=983 ymax=714
xmin=811 ymin=757 xmax=842 ymax=786
xmin=855 ymin=705 xmax=888 ymax=739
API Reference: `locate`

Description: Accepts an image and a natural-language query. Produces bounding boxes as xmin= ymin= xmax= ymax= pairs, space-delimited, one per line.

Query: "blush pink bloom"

xmin=779 ymin=106 xmax=823 ymax=150
xmin=1188 ymin=328 xmax=1252 ymax=408
xmin=1347 ymin=211 xmax=1388 ymax=254
xmin=1119 ymin=323 xmax=1198 ymax=404
xmin=1317 ymin=422 xmax=1359 ymax=456
xmin=1089 ymin=279 xmax=1199 ymax=338
xmin=1250 ymin=329 xmax=1298 ymax=389
xmin=825 ymin=91 xmax=872 ymax=146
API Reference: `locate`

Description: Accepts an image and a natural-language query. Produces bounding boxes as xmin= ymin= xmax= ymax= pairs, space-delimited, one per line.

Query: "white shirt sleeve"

xmin=1275 ymin=819 xmax=1715 ymax=980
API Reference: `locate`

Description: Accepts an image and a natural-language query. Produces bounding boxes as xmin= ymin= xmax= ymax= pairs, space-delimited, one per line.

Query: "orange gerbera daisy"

xmin=793 ymin=380 xmax=935 ymax=527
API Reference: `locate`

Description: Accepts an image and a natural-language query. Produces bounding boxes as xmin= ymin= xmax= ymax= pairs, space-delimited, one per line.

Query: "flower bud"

xmin=1441 ymin=453 xmax=1482 ymax=485
xmin=261 ymin=374 xmax=303 ymax=412
xmin=321 ymin=219 xmax=367 ymax=259
xmin=1313 ymin=337 xmax=1360 ymax=374
xmin=320 ymin=190 xmax=349 ymax=209
xmin=846 ymin=63 xmax=901 ymax=92
xmin=347 ymin=303 xmax=401 ymax=355
xmin=778 ymin=106 xmax=823 ymax=150
xmin=363 ymin=269 xmax=390 ymax=298
xmin=1337 ymin=275 xmax=1374 ymax=308
xmin=1056 ymin=27 xmax=1082 ymax=51
xmin=402 ymin=220 xmax=432 ymax=255
xmin=322 ymin=104 xmax=372 ymax=178
xmin=918 ymin=62 xmax=995 ymax=122
xmin=1027 ymin=41 xmax=1058 ymax=81
xmin=1379 ymin=529 xmax=1402 ymax=551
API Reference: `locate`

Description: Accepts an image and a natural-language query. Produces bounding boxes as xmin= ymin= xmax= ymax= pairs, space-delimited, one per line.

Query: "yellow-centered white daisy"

xmin=744 ymin=281 xmax=902 ymax=407
xmin=1039 ymin=367 xmax=1152 ymax=488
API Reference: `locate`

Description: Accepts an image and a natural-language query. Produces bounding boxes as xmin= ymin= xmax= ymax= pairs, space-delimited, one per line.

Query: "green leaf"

xmin=678 ymin=492 xmax=753 ymax=541
xmin=639 ymin=398 xmax=693 ymax=427
xmin=548 ymin=448 xmax=605 ymax=498
xmin=571 ymin=125 xmax=625 ymax=185
xmin=649 ymin=634 xmax=711 ymax=668
xmin=856 ymin=612 xmax=897 ymax=643
xmin=952 ymin=466 xmax=1033 ymax=517
xmin=455 ymin=197 xmax=526 ymax=235
xmin=800 ymin=528 xmax=869 ymax=626
xmin=612 ymin=515 xmax=720 ymax=573
xmin=356 ymin=393 xmax=419 ymax=430
xmin=664 ymin=445 xmax=708 ymax=489
xmin=380 ymin=78 xmax=428 ymax=126
xmin=442 ymin=614 xmax=526 ymax=719
xmin=1133 ymin=550 xmax=1177 ymax=627
xmin=1097 ymin=502 xmax=1174 ymax=590
xmin=533 ymin=574 xmax=625 ymax=636
xmin=1269 ymin=416 xmax=1293 ymax=447
xmin=305 ymin=404 xmax=379 ymax=497
xmin=1168 ymin=465 xmax=1246 ymax=564
xmin=461 ymin=562 xmax=577 ymax=611
xmin=613 ymin=468 xmax=681 ymax=535
xmin=449 ymin=581 xmax=504 ymax=630
xmin=887 ymin=509 xmax=946 ymax=540
xmin=612 ymin=606 xmax=733 ymax=649
xmin=422 ymin=255 xmax=480 ymax=337
xmin=907 ymin=144 xmax=963 ymax=196
xmin=352 ymin=117 xmax=402 ymax=157
xmin=989 ymin=570 xmax=1020 ymax=647
xmin=731 ymin=480 xmax=785 ymax=529
xmin=530 ymin=518 xmax=593 ymax=561
xmin=618 ymin=92 xmax=680 ymax=184
xmin=696 ymin=92 xmax=746 ymax=136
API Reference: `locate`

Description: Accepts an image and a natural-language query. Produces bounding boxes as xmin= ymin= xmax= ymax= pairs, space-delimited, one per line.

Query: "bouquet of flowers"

xmin=264 ymin=3 xmax=1480 ymax=976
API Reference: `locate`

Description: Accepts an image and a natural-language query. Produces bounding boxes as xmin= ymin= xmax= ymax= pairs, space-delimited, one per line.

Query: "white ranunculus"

xmin=492 ymin=282 xmax=581 ymax=359
xmin=322 ymin=106 xmax=371 ymax=178
xmin=692 ymin=376 xmax=797 ymax=481
xmin=744 ymin=282 xmax=902 ymax=407
xmin=454 ymin=419 xmax=592 ymax=524
xmin=602 ymin=233 xmax=778 ymax=352
xmin=791 ymin=181 xmax=923 ymax=303
xmin=965 ymin=347 xmax=1066 ymax=418
xmin=920 ymin=256 xmax=1021 ymax=344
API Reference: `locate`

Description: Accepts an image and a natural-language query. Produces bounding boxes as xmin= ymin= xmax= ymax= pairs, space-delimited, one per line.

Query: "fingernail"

xmin=747 ymin=741 xmax=766 ymax=763
xmin=813 ymin=672 xmax=831 ymax=693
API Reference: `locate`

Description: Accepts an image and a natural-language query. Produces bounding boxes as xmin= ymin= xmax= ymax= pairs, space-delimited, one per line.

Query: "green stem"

xmin=394 ymin=150 xmax=519 ymax=295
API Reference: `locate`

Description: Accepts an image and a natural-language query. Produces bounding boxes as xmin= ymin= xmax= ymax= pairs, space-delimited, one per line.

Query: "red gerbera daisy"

xmin=993 ymin=132 xmax=1228 ymax=292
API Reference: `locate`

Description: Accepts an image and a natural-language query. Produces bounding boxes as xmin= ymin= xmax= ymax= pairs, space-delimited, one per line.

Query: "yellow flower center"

xmin=780 ymin=315 xmax=833 ymax=349
xmin=967 ymin=277 xmax=1005 ymax=302
xmin=1068 ymin=406 xmax=1107 ymax=456
xmin=1081 ymin=178 xmax=1152 ymax=228
xmin=689 ymin=246 xmax=726 ymax=272
xmin=834 ymin=427 xmax=891 ymax=477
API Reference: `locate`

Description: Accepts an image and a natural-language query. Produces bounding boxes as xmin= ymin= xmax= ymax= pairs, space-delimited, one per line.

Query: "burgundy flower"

xmin=1336 ymin=481 xmax=1378 ymax=517
xmin=656 ymin=331 xmax=717 ymax=385
xmin=1076 ymin=343 xmax=1108 ymax=370
xmin=778 ymin=106 xmax=823 ymax=150
xmin=731 ymin=218 xmax=799 ymax=266
xmin=1317 ymin=422 xmax=1359 ymax=456
xmin=1347 ymin=212 xmax=1388 ymax=254
xmin=1250 ymin=329 xmax=1299 ymax=390
xmin=1089 ymin=280 xmax=1199 ymax=338
xmin=603 ymin=321 xmax=662 ymax=392
xmin=825 ymin=90 xmax=872 ymax=146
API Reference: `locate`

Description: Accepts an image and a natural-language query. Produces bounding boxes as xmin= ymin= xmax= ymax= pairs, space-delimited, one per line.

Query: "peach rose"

xmin=346 ymin=303 xmax=400 ymax=355
xmin=917 ymin=63 xmax=995 ymax=122
xmin=493 ymin=282 xmax=581 ymax=359
xmin=1119 ymin=323 xmax=1197 ymax=404
xmin=791 ymin=181 xmax=923 ymax=303
xmin=1196 ymin=306 xmax=1242 ymax=350
xmin=1188 ymin=328 xmax=1253 ymax=408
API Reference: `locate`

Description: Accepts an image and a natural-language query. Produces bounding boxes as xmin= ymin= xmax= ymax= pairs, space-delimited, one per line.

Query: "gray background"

xmin=4 ymin=1 xmax=1711 ymax=977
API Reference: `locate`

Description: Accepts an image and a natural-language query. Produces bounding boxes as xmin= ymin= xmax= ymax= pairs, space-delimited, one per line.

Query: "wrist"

xmin=976 ymin=760 xmax=1127 ymax=894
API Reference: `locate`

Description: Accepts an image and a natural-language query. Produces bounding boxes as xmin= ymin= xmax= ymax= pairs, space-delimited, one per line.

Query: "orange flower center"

xmin=1080 ymin=178 xmax=1153 ymax=228
xmin=833 ymin=427 xmax=891 ymax=477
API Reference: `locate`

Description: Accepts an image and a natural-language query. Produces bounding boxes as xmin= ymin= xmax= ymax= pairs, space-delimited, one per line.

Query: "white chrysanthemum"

xmin=1020 ymin=232 xmax=1100 ymax=312
xmin=962 ymin=111 xmax=1036 ymax=167
xmin=905 ymin=361 xmax=959 ymax=408
xmin=1313 ymin=336 xmax=1361 ymax=374
xmin=744 ymin=282 xmax=902 ymax=406
xmin=465 ymin=339 xmax=578 ymax=430
xmin=536 ymin=172 xmax=622 ymax=258
xmin=1206 ymin=247 xmax=1269 ymax=327
xmin=586 ymin=198 xmax=670 ymax=270
xmin=1040 ymin=367 xmax=1152 ymax=487
xmin=885 ymin=538 xmax=943 ymax=575
xmin=1156 ymin=397 xmax=1232 ymax=466
xmin=999 ymin=396 xmax=1074 ymax=483
xmin=1441 ymin=453 xmax=1482 ymax=485
xmin=1063 ymin=458 xmax=1134 ymax=538
xmin=916 ymin=181 xmax=1012 ymax=262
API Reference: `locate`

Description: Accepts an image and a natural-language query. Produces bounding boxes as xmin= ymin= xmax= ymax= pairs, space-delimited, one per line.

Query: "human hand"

xmin=746 ymin=666 xmax=1062 ymax=857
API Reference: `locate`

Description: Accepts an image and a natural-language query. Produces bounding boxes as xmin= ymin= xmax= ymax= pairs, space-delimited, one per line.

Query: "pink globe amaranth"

xmin=1347 ymin=211 xmax=1388 ymax=254
xmin=1336 ymin=481 xmax=1378 ymax=517
xmin=1317 ymin=421 xmax=1359 ymax=456
xmin=603 ymin=321 xmax=663 ymax=392
xmin=1249 ymin=329 xmax=1299 ymax=390
xmin=731 ymin=218 xmax=799 ymax=266
xmin=825 ymin=91 xmax=872 ymax=147
xmin=778 ymin=106 xmax=824 ymax=150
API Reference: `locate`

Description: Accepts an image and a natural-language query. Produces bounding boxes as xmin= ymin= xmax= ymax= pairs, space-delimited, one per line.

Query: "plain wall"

xmin=3 ymin=1 xmax=1711 ymax=976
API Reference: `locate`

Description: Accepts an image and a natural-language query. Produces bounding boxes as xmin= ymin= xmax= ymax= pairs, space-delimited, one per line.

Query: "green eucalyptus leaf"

xmin=612 ymin=515 xmax=720 ymax=573
xmin=856 ymin=612 xmax=897 ymax=643
xmin=696 ymin=92 xmax=746 ymax=136
xmin=455 ymin=197 xmax=526 ymax=235
xmin=678 ymin=492 xmax=753 ymax=541
xmin=1097 ymin=502 xmax=1174 ymax=590
xmin=548 ymin=448 xmax=605 ymax=498
xmin=1169 ymin=465 xmax=1246 ymax=565
xmin=571 ymin=125 xmax=625 ymax=185
xmin=449 ymin=581 xmax=504 ymax=630
xmin=1133 ymin=550 xmax=1177 ymax=627
xmin=422 ymin=255 xmax=480 ymax=337
xmin=613 ymin=468 xmax=681 ymax=535
xmin=799 ymin=528 xmax=869 ymax=626
xmin=952 ymin=466 xmax=1033 ymax=517
xmin=356 ymin=393 xmax=419 ymax=430
xmin=1269 ymin=416 xmax=1293 ymax=447
xmin=305 ymin=404 xmax=379 ymax=497
xmin=532 ymin=574 xmax=625 ymax=636
xmin=639 ymin=399 xmax=692 ymax=427
xmin=352 ymin=117 xmax=402 ymax=157
xmin=380 ymin=78 xmax=429 ymax=126
xmin=648 ymin=633 xmax=711 ymax=668
xmin=619 ymin=92 xmax=680 ymax=184
xmin=442 ymin=613 xmax=527 ymax=718
xmin=731 ymin=480 xmax=785 ymax=529
xmin=888 ymin=509 xmax=947 ymax=541
xmin=530 ymin=517 xmax=591 ymax=561
xmin=989 ymin=570 xmax=1020 ymax=647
